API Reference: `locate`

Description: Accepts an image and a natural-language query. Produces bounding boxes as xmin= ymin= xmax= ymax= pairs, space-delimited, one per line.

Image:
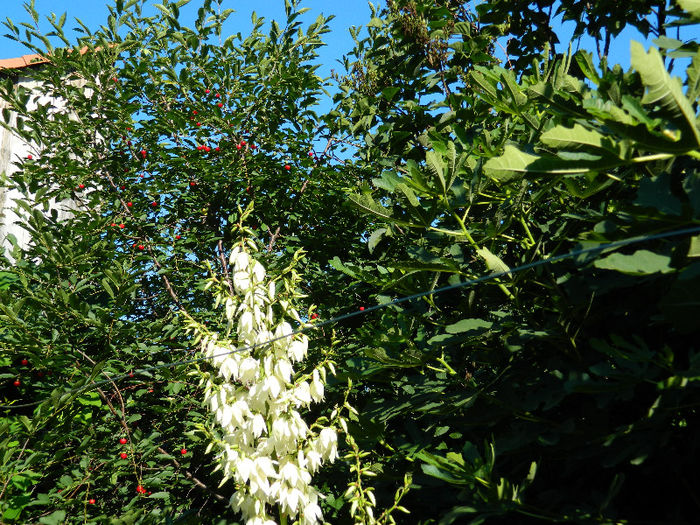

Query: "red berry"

xmin=204 ymin=146 xmax=211 ymax=152
xmin=88 ymin=498 xmax=96 ymax=504
xmin=120 ymin=185 xmax=126 ymax=190
xmin=140 ymin=150 xmax=147 ymax=158
xmin=180 ymin=448 xmax=187 ymax=455
xmin=111 ymin=222 xmax=116 ymax=227
xmin=175 ymin=234 xmax=181 ymax=240
xmin=138 ymin=244 xmax=144 ymax=251
xmin=359 ymin=306 xmax=365 ymax=311
xmin=284 ymin=164 xmax=291 ymax=171
xmin=246 ymin=186 xmax=251 ymax=194
xmin=37 ymin=371 xmax=44 ymax=377
xmin=250 ymin=144 xmax=257 ymax=150
xmin=217 ymin=102 xmax=223 ymax=108
xmin=126 ymin=127 xmax=132 ymax=131
xmin=240 ymin=140 xmax=246 ymax=146
xmin=21 ymin=359 xmax=28 ymax=366
xmin=205 ymin=89 xmax=210 ymax=94
xmin=119 ymin=223 xmax=125 ymax=229
xmin=112 ymin=77 xmax=118 ymax=82
xmin=126 ymin=140 xmax=132 ymax=145
xmin=236 ymin=144 xmax=242 ymax=150
xmin=193 ymin=110 xmax=198 ymax=114
xmin=120 ymin=452 xmax=128 ymax=459
xmin=119 ymin=438 xmax=127 ymax=444
xmin=308 ymin=151 xmax=314 ymax=157
xmin=129 ymin=371 xmax=134 ymax=378
xmin=311 ymin=313 xmax=318 ymax=320
xmin=215 ymin=93 xmax=220 ymax=98
xmin=215 ymin=146 xmax=220 ymax=152
xmin=126 ymin=201 xmax=133 ymax=207
xmin=190 ymin=181 xmax=196 ymax=187
xmin=13 ymin=380 xmax=20 ymax=387
xmin=137 ymin=485 xmax=144 ymax=493
xmin=27 ymin=154 xmax=33 ymax=159
xmin=196 ymin=122 xmax=201 ymax=127
xmin=151 ymin=201 xmax=157 ymax=207
xmin=78 ymin=183 xmax=85 ymax=189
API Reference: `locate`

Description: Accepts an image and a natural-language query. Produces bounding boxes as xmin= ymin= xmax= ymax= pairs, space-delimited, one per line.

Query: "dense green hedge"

xmin=1 ymin=0 xmax=699 ymax=523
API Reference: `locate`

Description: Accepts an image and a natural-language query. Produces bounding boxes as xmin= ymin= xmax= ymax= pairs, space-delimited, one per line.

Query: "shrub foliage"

xmin=1 ymin=0 xmax=699 ymax=523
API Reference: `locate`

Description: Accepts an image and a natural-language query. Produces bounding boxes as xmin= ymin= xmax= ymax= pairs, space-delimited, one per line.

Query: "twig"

xmin=217 ymin=239 xmax=235 ymax=295
xmin=157 ymin=446 xmax=226 ymax=501
xmin=0 ymin=438 xmax=30 ymax=502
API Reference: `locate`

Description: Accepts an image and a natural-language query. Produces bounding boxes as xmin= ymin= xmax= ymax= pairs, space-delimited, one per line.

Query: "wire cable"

xmin=2 ymin=224 xmax=699 ymax=411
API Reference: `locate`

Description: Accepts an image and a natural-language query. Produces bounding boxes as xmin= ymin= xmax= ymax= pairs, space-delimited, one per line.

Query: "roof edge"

xmin=0 ymin=45 xmax=115 ymax=72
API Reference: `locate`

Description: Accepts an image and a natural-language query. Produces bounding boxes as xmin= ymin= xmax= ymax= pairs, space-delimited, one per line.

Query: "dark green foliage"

xmin=2 ymin=0 xmax=700 ymax=523
xmin=326 ymin=0 xmax=700 ymax=523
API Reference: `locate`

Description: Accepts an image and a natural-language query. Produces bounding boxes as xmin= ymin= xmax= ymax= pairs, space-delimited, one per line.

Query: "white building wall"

xmin=0 ymin=73 xmax=82 ymax=263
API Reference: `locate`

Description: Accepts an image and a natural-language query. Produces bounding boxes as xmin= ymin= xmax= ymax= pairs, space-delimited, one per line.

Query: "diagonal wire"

xmin=2 ymin=225 xmax=699 ymax=411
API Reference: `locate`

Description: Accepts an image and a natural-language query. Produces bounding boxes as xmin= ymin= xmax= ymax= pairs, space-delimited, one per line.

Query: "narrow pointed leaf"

xmin=540 ymin=124 xmax=623 ymax=156
xmin=476 ymin=247 xmax=511 ymax=277
xmin=630 ymin=41 xmax=700 ymax=147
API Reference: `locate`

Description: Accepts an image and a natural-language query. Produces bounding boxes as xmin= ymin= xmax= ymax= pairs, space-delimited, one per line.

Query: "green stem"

xmin=449 ymin=199 xmax=515 ymax=301
xmin=519 ymin=216 xmax=535 ymax=247
xmin=631 ymin=152 xmax=675 ymax=163
xmin=436 ymin=355 xmax=457 ymax=376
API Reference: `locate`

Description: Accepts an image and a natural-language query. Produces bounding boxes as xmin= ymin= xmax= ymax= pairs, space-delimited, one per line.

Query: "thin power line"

xmin=2 ymin=225 xmax=699 ymax=411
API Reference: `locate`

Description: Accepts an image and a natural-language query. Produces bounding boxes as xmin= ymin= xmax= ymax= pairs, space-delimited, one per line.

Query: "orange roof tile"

xmin=0 ymin=53 xmax=49 ymax=71
xmin=0 ymin=45 xmax=115 ymax=72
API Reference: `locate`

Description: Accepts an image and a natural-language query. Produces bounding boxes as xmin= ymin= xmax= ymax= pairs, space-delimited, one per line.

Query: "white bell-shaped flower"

xmin=232 ymin=249 xmax=250 ymax=272
xmin=201 ymin=241 xmax=336 ymax=525
xmin=233 ymin=270 xmax=251 ymax=293
xmin=251 ymin=260 xmax=266 ymax=283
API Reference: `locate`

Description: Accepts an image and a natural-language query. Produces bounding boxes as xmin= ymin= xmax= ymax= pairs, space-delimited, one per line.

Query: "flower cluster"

xmin=194 ymin=240 xmax=338 ymax=525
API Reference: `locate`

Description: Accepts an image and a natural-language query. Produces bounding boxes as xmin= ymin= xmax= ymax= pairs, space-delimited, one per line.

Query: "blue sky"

xmin=0 ymin=0 xmax=372 ymax=81
xmin=1 ymin=0 xmax=688 ymax=75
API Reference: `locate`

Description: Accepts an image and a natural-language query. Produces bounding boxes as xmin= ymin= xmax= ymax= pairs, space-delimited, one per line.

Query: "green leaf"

xmin=630 ymin=41 xmax=700 ymax=148
xmin=368 ymin=228 xmax=387 ymax=254
xmin=2 ymin=507 xmax=22 ymax=521
xmin=683 ymin=172 xmax=700 ymax=218
xmin=678 ymin=0 xmax=700 ymax=20
xmin=574 ymin=50 xmax=600 ymax=85
xmin=687 ymin=49 xmax=700 ymax=102
xmin=593 ymin=250 xmax=673 ymax=275
xmin=439 ymin=506 xmax=479 ymax=525
xmin=147 ymin=491 xmax=170 ymax=500
xmin=688 ymin=235 xmax=700 ymax=258
xmin=445 ymin=318 xmax=493 ymax=334
xmin=425 ymin=150 xmax=447 ymax=193
xmin=484 ymin=145 xmax=605 ymax=180
xmin=101 ymin=277 xmax=115 ymax=299
xmin=635 ymin=173 xmax=682 ymax=215
xmin=367 ymin=16 xmax=384 ymax=28
xmin=347 ymin=194 xmax=422 ymax=228
xmin=381 ymin=87 xmax=400 ymax=101
xmin=329 ymin=256 xmax=359 ymax=280
xmin=540 ymin=124 xmax=623 ymax=157
xmin=39 ymin=511 xmax=66 ymax=525
xmin=395 ymin=183 xmax=420 ymax=207
xmin=476 ymin=246 xmax=511 ymax=276
xmin=0 ymin=271 xmax=18 ymax=290
xmin=660 ymin=262 xmax=700 ymax=333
